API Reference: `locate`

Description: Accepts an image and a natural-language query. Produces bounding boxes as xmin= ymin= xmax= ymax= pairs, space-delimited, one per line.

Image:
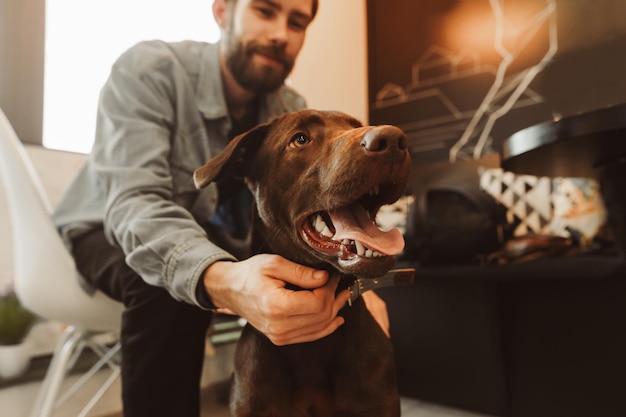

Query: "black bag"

xmin=404 ymin=183 xmax=512 ymax=266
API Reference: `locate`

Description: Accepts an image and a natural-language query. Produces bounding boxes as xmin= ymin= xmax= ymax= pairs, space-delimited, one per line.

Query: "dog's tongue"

xmin=329 ymin=204 xmax=405 ymax=255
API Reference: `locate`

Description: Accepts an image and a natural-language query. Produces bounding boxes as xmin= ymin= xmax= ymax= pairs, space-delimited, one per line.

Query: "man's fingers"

xmin=263 ymin=288 xmax=351 ymax=345
xmin=269 ymin=273 xmax=342 ymax=315
xmin=332 ymin=288 xmax=352 ymax=314
xmin=264 ymin=255 xmax=329 ymax=289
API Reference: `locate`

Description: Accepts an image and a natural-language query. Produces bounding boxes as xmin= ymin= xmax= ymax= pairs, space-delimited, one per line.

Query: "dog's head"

xmin=194 ymin=109 xmax=411 ymax=278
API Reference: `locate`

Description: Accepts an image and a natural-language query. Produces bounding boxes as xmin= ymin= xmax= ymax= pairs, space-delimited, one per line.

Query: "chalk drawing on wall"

xmin=371 ymin=0 xmax=558 ymax=163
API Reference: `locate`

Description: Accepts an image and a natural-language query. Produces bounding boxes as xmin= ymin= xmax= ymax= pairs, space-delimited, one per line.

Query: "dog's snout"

xmin=360 ymin=126 xmax=408 ymax=154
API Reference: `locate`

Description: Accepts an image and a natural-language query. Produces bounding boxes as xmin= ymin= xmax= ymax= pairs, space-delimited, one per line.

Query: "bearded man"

xmin=53 ymin=1 xmax=387 ymax=416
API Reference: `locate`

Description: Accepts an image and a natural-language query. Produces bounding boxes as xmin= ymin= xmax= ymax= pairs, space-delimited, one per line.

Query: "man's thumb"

xmin=288 ymin=262 xmax=329 ymax=289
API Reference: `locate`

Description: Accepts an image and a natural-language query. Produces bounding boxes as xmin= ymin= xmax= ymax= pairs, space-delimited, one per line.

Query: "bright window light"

xmin=43 ymin=1 xmax=221 ymax=154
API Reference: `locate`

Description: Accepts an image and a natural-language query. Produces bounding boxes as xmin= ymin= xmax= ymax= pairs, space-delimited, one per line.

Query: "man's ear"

xmin=193 ymin=122 xmax=271 ymax=189
xmin=212 ymin=0 xmax=228 ymax=29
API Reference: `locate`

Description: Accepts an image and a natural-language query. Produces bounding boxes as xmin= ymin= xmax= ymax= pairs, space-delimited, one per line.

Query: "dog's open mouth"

xmin=300 ymin=186 xmax=405 ymax=261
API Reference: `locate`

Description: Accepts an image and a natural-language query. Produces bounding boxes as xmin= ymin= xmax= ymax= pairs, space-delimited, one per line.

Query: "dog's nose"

xmin=361 ymin=126 xmax=408 ymax=154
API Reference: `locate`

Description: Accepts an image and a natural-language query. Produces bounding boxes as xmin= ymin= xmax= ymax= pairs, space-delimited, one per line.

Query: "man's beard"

xmin=225 ymin=39 xmax=295 ymax=94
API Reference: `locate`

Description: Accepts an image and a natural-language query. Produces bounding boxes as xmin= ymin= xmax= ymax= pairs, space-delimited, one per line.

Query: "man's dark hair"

xmin=229 ymin=0 xmax=319 ymax=19
xmin=311 ymin=0 xmax=319 ymax=19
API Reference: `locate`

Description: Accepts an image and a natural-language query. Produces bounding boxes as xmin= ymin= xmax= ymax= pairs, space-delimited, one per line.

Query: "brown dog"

xmin=194 ymin=109 xmax=411 ymax=417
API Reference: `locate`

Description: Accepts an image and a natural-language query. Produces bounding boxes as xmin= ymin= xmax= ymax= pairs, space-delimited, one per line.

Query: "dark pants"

xmin=71 ymin=229 xmax=213 ymax=417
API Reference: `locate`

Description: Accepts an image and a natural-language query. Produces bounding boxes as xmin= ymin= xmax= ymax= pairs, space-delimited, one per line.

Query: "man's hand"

xmin=203 ymin=254 xmax=351 ymax=346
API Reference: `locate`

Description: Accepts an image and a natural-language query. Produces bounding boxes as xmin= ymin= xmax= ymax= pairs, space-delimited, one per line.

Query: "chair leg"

xmin=76 ymin=365 xmax=121 ymax=417
xmin=30 ymin=325 xmax=84 ymax=417
xmin=55 ymin=341 xmax=121 ymax=414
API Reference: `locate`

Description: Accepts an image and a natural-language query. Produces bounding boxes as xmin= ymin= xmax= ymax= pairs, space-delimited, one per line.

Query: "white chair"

xmin=0 ymin=108 xmax=124 ymax=417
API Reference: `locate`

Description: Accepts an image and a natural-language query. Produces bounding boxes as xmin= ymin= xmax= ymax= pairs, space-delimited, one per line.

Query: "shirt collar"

xmin=196 ymin=42 xmax=229 ymax=121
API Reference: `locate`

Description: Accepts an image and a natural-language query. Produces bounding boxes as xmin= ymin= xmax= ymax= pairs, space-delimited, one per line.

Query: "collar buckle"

xmin=347 ymin=268 xmax=415 ymax=306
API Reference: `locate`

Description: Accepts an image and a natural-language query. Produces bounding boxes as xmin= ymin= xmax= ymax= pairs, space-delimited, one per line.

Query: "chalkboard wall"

xmin=367 ymin=0 xmax=626 ymax=164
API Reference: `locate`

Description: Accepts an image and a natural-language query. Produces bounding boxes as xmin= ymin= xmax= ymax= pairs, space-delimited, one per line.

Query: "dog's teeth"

xmin=313 ymin=214 xmax=335 ymax=238
xmin=357 ymin=242 xmax=386 ymax=258
xmin=314 ymin=214 xmax=326 ymax=233
xmin=364 ymin=248 xmax=384 ymax=258
xmin=342 ymin=239 xmax=351 ymax=245
xmin=355 ymin=240 xmax=365 ymax=256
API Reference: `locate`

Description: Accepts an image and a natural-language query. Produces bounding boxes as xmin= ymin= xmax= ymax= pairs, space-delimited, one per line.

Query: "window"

xmin=43 ymin=0 xmax=220 ymax=153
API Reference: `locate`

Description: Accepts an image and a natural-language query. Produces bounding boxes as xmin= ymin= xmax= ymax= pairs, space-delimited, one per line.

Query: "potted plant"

xmin=0 ymin=284 xmax=38 ymax=379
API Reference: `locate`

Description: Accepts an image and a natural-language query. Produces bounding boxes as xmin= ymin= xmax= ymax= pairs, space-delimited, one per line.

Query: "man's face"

xmin=222 ymin=0 xmax=314 ymax=93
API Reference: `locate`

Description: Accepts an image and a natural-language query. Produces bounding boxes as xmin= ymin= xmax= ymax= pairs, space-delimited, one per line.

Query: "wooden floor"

xmin=1 ymin=339 xmax=493 ymax=417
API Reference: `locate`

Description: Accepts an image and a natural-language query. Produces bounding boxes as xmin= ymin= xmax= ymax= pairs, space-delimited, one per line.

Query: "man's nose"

xmin=267 ymin=17 xmax=289 ymax=44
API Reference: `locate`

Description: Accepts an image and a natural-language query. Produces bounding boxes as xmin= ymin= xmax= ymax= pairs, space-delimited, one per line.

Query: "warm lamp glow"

xmin=442 ymin=0 xmax=551 ymax=54
xmin=442 ymin=3 xmax=495 ymax=54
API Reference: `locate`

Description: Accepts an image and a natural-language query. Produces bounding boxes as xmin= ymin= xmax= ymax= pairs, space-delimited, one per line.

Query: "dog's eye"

xmin=290 ymin=133 xmax=311 ymax=147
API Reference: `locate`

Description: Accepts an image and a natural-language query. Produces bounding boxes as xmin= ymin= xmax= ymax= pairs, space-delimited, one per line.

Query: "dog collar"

xmin=347 ymin=268 xmax=415 ymax=306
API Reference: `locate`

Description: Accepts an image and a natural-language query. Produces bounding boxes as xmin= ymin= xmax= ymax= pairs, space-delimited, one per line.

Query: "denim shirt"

xmin=52 ymin=40 xmax=307 ymax=307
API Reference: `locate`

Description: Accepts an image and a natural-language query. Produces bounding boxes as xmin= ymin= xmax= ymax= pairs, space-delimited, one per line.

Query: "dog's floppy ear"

xmin=193 ymin=122 xmax=271 ymax=189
